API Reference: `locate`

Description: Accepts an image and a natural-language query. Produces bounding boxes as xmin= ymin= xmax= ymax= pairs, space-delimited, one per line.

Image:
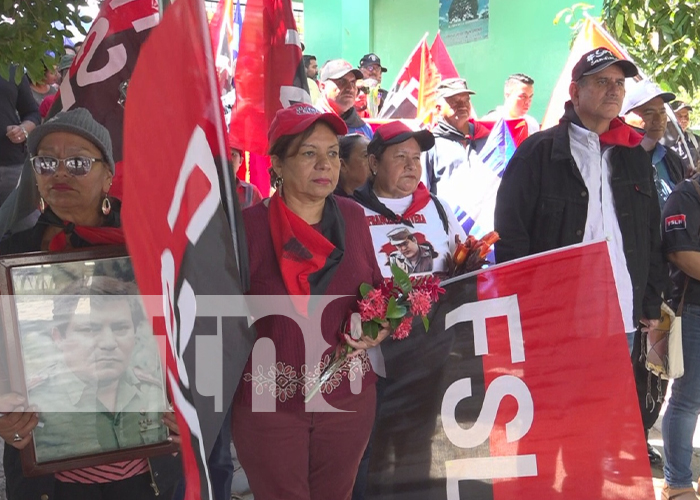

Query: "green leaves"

xmin=385 ymin=296 xmax=408 ymax=319
xmin=390 ymin=264 xmax=413 ymax=295
xmin=602 ymin=0 xmax=700 ymax=94
xmin=359 ymin=283 xmax=373 ymax=298
xmin=362 ymin=320 xmax=380 ymax=340
xmin=0 ymin=1 xmax=94 ymax=84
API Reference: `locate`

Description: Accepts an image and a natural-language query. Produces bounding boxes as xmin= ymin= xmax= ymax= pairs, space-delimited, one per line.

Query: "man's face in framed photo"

xmin=52 ymin=296 xmax=137 ymax=388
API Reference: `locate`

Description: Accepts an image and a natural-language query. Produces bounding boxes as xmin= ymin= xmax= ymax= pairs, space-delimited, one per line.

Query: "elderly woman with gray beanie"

xmin=0 ymin=108 xmax=183 ymax=500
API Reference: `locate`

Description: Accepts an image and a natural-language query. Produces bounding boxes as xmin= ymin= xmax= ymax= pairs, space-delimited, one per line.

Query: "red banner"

xmin=123 ymin=0 xmax=253 ymax=498
xmin=229 ymin=0 xmax=308 ymax=156
xmin=368 ymin=242 xmax=653 ymax=499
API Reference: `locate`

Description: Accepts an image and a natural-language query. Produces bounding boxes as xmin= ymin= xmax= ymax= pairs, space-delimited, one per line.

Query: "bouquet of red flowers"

xmin=304 ymin=264 xmax=444 ymax=403
xmin=445 ymin=231 xmax=500 ymax=277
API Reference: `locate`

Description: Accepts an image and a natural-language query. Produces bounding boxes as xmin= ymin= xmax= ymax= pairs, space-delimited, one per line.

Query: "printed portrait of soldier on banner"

xmin=0 ymin=247 xmax=177 ymax=477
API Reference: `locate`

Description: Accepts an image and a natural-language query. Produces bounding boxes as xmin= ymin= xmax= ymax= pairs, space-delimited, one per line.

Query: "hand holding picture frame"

xmin=0 ymin=246 xmax=178 ymax=476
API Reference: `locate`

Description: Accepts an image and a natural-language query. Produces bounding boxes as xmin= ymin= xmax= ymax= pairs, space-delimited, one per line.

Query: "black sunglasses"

xmin=30 ymin=156 xmax=104 ymax=176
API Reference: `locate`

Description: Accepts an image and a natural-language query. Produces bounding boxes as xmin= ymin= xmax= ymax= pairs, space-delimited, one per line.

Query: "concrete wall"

xmin=305 ymin=0 xmax=603 ymax=121
xmin=303 ymin=0 xmax=371 ymax=71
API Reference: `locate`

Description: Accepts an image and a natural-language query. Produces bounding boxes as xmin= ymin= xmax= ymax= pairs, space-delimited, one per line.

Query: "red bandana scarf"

xmin=268 ymin=193 xmax=344 ymax=315
xmin=49 ymin=224 xmax=125 ymax=251
xmin=402 ymin=182 xmax=432 ymax=220
xmin=599 ymin=117 xmax=644 ymax=148
xmin=43 ymin=205 xmax=125 ymax=251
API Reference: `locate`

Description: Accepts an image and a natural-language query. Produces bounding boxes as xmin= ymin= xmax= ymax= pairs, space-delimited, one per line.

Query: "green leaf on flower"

xmin=422 ymin=316 xmax=430 ymax=332
xmin=386 ymin=296 xmax=407 ymax=319
xmin=362 ymin=320 xmax=379 ymax=340
xmin=359 ymin=283 xmax=373 ymax=298
xmin=390 ymin=264 xmax=413 ymax=294
xmin=389 ymin=317 xmax=401 ymax=330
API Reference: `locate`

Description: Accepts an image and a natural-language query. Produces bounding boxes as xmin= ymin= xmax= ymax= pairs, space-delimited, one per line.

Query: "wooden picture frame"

xmin=0 ymin=246 xmax=177 ymax=477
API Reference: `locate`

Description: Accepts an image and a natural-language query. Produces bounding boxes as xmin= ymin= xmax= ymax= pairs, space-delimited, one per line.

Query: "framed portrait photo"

xmin=0 ymin=246 xmax=177 ymax=476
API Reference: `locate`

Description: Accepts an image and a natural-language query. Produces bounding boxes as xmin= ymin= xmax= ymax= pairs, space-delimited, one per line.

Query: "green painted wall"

xmin=305 ymin=0 xmax=603 ymax=122
xmin=304 ymin=0 xmax=371 ymax=70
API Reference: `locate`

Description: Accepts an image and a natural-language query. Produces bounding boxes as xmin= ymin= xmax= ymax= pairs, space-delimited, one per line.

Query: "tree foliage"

xmin=447 ymin=0 xmax=479 ymax=23
xmin=0 ymin=1 xmax=91 ymax=84
xmin=602 ymin=0 xmax=700 ymax=94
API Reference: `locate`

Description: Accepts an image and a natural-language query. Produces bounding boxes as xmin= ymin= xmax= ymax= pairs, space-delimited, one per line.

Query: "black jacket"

xmin=0 ymin=67 xmax=41 ymax=166
xmin=661 ymin=145 xmax=685 ymax=185
xmin=494 ymin=104 xmax=666 ymax=323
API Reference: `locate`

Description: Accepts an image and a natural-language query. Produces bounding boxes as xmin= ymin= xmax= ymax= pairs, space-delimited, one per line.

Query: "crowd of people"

xmin=2 ymin=34 xmax=700 ymax=500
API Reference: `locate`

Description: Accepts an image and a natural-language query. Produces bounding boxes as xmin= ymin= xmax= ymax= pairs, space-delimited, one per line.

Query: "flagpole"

xmin=198 ymin=0 xmax=242 ymax=271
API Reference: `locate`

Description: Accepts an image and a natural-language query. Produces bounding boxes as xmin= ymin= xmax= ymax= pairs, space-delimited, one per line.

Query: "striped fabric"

xmin=55 ymin=459 xmax=149 ymax=484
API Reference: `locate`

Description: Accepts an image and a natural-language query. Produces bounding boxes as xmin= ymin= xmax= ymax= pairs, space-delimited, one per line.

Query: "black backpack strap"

xmin=430 ymin=194 xmax=450 ymax=235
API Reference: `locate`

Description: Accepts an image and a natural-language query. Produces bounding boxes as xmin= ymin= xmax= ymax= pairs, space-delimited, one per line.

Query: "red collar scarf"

xmin=562 ymin=100 xmax=643 ymax=148
xmin=49 ymin=224 xmax=125 ymax=251
xmin=599 ymin=117 xmax=644 ymax=148
xmin=268 ymin=193 xmax=345 ymax=316
xmin=402 ymin=182 xmax=432 ymax=219
xmin=43 ymin=205 xmax=125 ymax=251
xmin=353 ymin=181 xmax=432 ymax=226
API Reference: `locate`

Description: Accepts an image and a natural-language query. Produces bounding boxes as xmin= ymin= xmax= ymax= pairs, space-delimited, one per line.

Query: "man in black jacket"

xmin=494 ymin=48 xmax=667 ymax=477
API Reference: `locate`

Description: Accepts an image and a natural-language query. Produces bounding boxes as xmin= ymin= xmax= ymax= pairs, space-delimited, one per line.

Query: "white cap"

xmin=621 ymin=79 xmax=676 ymax=116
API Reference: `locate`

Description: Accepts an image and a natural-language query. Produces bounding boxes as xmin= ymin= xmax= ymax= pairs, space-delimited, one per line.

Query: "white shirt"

xmin=568 ymin=123 xmax=635 ymax=332
xmin=362 ymin=193 xmax=466 ymax=376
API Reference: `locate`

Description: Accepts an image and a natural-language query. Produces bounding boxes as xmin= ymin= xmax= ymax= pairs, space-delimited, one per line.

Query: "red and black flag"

xmin=366 ymin=242 xmax=654 ymax=499
xmin=52 ymin=0 xmax=160 ymax=198
xmin=123 ymin=0 xmax=254 ymax=498
xmin=0 ymin=0 xmax=159 ymax=238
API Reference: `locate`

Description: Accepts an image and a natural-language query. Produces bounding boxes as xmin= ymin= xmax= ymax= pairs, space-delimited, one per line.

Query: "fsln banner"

xmin=367 ymin=241 xmax=653 ymax=499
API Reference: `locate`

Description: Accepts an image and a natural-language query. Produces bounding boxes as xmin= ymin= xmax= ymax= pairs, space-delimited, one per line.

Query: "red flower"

xmin=358 ymin=288 xmax=387 ymax=322
xmin=408 ymin=289 xmax=433 ymax=317
xmin=392 ymin=316 xmax=412 ymax=340
xmin=413 ymin=276 xmax=445 ymax=302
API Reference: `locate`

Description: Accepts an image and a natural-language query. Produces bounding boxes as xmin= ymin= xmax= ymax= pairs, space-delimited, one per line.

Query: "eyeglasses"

xmin=30 ymin=156 xmax=104 ymax=176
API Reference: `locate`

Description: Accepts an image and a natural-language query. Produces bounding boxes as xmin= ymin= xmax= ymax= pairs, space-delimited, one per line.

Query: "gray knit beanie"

xmin=28 ymin=108 xmax=115 ymax=174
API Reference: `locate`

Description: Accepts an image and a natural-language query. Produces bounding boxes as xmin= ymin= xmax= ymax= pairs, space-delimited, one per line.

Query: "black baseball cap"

xmin=571 ymin=47 xmax=638 ymax=82
xmin=359 ymin=53 xmax=387 ymax=73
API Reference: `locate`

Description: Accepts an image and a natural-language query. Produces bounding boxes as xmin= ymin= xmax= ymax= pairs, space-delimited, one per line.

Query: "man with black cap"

xmin=358 ymin=53 xmax=388 ymax=113
xmin=318 ymin=59 xmax=373 ymax=138
xmin=421 ymin=77 xmax=490 ymax=199
xmin=671 ymin=101 xmax=700 ymax=175
xmin=495 ymin=48 xmax=667 ymax=484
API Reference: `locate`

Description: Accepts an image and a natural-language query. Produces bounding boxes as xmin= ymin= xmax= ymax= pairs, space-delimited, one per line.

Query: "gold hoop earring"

xmin=102 ymin=196 xmax=111 ymax=216
xmin=39 ymin=198 xmax=45 ymax=213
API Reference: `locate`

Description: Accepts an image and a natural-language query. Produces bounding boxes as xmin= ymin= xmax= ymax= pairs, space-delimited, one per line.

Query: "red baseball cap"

xmin=268 ymin=103 xmax=348 ymax=146
xmin=368 ymin=121 xmax=435 ymax=156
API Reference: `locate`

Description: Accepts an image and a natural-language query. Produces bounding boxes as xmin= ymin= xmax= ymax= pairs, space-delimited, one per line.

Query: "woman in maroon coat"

xmin=231 ymin=104 xmax=389 ymax=500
